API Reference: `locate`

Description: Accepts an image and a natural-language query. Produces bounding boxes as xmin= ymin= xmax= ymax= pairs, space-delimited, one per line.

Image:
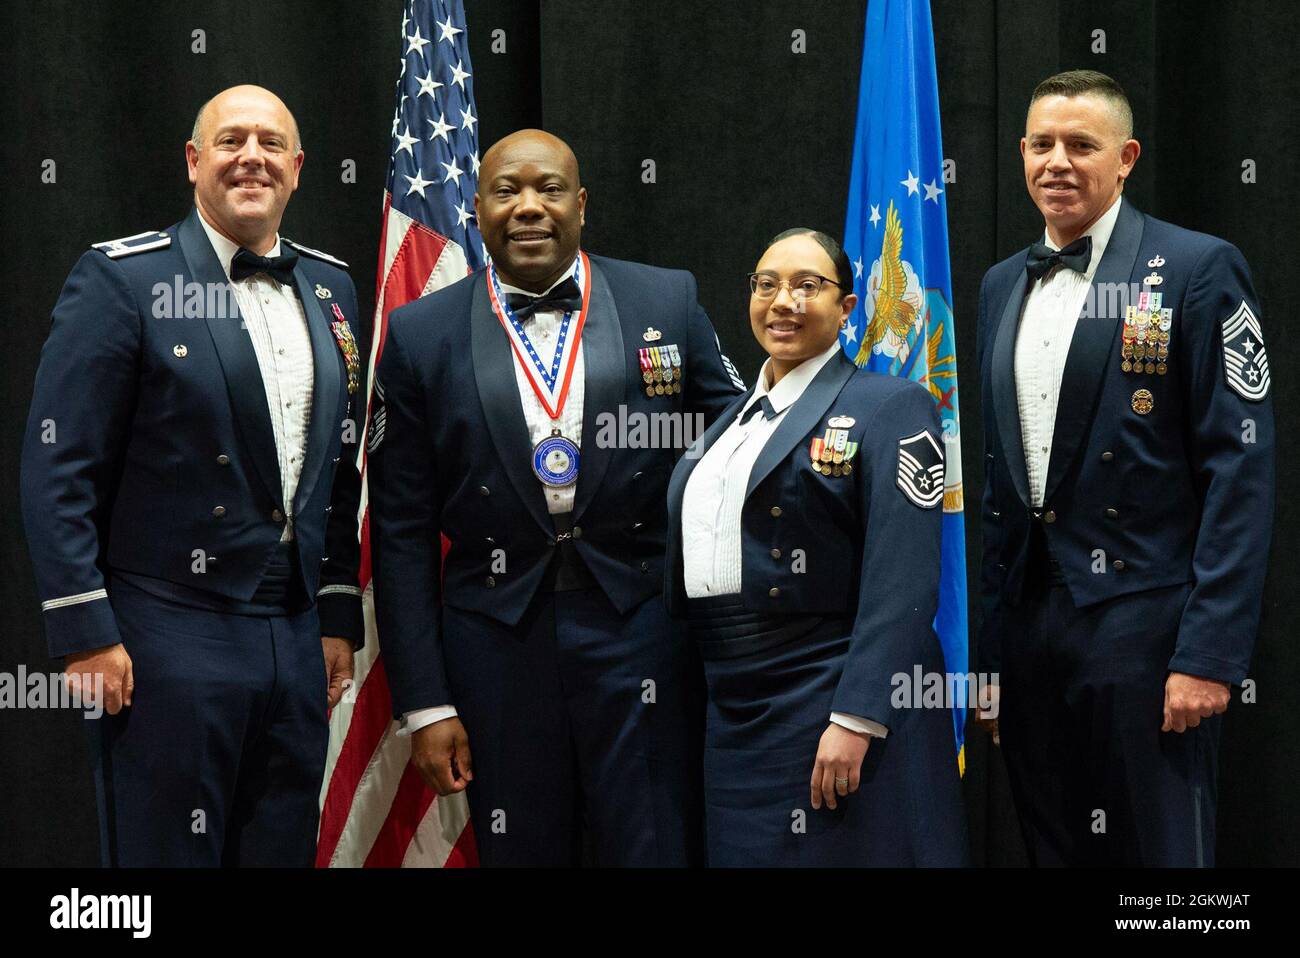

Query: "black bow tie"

xmin=506 ymin=277 xmax=582 ymax=321
xmin=1025 ymin=235 xmax=1092 ymax=282
xmin=231 ymin=246 xmax=299 ymax=285
xmin=738 ymin=396 xmax=777 ymax=425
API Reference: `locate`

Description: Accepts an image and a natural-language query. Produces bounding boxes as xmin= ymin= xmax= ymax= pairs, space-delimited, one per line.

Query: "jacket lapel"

xmin=745 ymin=350 xmax=856 ymax=499
xmin=990 ymin=269 xmax=1032 ymax=508
xmin=289 ymin=262 xmax=343 ymax=517
xmin=177 ymin=208 xmax=284 ymax=510
xmin=470 ymin=271 xmax=554 ymax=536
xmin=1042 ymin=198 xmax=1144 ymax=503
xmin=572 ymin=259 xmax=625 ymax=524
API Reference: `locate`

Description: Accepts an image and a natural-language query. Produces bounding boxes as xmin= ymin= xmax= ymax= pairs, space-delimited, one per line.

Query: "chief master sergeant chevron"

xmin=976 ymin=70 xmax=1275 ymax=866
xmin=19 ymin=85 xmax=366 ymax=866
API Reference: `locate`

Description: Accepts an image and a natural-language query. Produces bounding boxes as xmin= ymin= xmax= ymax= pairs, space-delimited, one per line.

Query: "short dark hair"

xmin=1029 ymin=69 xmax=1133 ymax=140
xmin=764 ymin=228 xmax=854 ymax=294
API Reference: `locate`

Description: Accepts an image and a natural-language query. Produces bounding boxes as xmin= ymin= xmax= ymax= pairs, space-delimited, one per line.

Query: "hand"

xmin=411 ymin=717 xmax=473 ymax=796
xmin=810 ymin=723 xmax=871 ymax=810
xmin=974 ymin=683 xmax=1001 ymax=746
xmin=322 ymin=636 xmax=354 ymax=709
xmin=1162 ymin=672 xmax=1230 ymax=733
xmin=64 ymin=643 xmax=134 ymax=715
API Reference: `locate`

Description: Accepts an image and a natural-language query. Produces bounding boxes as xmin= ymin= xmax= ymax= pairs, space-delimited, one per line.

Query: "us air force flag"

xmin=841 ymin=0 xmax=969 ymax=769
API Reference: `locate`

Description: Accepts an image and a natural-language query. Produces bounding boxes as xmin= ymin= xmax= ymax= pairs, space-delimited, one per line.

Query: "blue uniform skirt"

xmin=688 ymin=595 xmax=967 ymax=867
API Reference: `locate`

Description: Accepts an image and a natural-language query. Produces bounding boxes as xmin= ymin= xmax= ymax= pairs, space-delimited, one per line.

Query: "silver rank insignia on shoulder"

xmin=315 ymin=284 xmax=332 ymax=300
xmin=896 ymin=430 xmax=944 ymax=508
xmin=1222 ymin=300 xmax=1270 ymax=401
xmin=283 ymin=239 xmax=348 ymax=268
xmin=92 ymin=230 xmax=171 ymax=259
xmin=642 ymin=326 xmax=662 ymax=342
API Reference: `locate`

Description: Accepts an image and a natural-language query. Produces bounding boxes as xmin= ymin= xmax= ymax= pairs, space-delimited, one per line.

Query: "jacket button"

xmin=208 ymin=556 xmax=218 ymax=565
xmin=770 ymin=548 xmax=781 ymax=559
xmin=1101 ymin=451 xmax=1114 ymax=462
xmin=325 ymin=505 xmax=333 ymax=513
xmin=770 ymin=506 xmax=782 ymax=518
xmin=272 ymin=509 xmax=284 ymax=522
xmin=640 ymin=561 xmax=650 ymax=573
xmin=485 ymin=536 xmax=495 ymax=544
xmin=991 ymin=510 xmax=1001 ymax=518
xmin=572 ymin=526 xmax=583 ymax=539
xmin=633 ymin=471 xmax=643 ymax=480
xmin=1112 ymin=559 xmax=1126 ymax=571
xmin=1043 ymin=510 xmax=1056 ymax=523
xmin=485 ymin=576 xmax=496 ymax=588
xmin=632 ymin=522 xmax=644 ymax=532
xmin=768 ymin=587 xmax=781 ymax=598
xmin=1105 ymin=508 xmax=1119 ymax=519
xmin=212 ymin=505 xmax=226 ymax=518
xmin=216 ymin=454 xmax=230 ymax=466
xmin=321 ymin=556 xmax=329 ymax=563
xmin=332 ymin=456 xmax=341 ymax=464
xmin=479 ymin=486 xmax=490 ymax=496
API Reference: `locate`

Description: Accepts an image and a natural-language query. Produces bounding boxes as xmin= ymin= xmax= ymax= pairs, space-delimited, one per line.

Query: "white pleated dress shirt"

xmin=198 ymin=213 xmax=313 ymax=542
xmin=680 ymin=340 xmax=887 ymax=738
xmin=1014 ymin=195 xmax=1122 ymax=507
xmin=401 ymin=258 xmax=584 ymax=736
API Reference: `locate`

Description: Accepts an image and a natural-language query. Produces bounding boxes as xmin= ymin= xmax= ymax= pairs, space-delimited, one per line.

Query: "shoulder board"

xmin=283 ymin=239 xmax=348 ymax=268
xmin=91 ymin=230 xmax=171 ymax=259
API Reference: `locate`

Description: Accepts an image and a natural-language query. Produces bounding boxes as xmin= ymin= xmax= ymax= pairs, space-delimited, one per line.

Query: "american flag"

xmin=316 ymin=0 xmax=484 ymax=868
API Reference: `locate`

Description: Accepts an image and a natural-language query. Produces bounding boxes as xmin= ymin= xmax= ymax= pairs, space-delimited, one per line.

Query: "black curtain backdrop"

xmin=1 ymin=0 xmax=1294 ymax=867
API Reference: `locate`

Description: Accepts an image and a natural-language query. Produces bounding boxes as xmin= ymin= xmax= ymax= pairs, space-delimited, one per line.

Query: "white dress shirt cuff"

xmin=398 ymin=705 xmax=458 ymax=737
xmin=830 ymin=711 xmax=889 ymax=738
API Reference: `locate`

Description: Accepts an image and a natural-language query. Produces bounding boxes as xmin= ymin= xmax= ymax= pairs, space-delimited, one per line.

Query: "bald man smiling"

xmin=21 ymin=85 xmax=365 ymax=866
xmin=369 ymin=129 xmax=744 ymax=866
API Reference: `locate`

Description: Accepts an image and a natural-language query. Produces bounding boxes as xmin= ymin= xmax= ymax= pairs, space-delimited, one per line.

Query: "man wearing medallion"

xmin=368 ymin=129 xmax=743 ymax=865
xmin=976 ymin=70 xmax=1275 ymax=866
xmin=20 ymin=85 xmax=365 ymax=866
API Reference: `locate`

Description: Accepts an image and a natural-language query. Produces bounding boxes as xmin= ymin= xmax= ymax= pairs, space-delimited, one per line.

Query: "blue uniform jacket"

xmin=20 ymin=208 xmax=365 ymax=657
xmin=665 ymin=350 xmax=947 ymax=728
xmin=367 ymin=254 xmax=743 ymax=716
xmin=977 ymin=198 xmax=1275 ymax=685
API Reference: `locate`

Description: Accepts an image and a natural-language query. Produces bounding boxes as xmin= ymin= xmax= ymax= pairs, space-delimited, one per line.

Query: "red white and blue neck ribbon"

xmin=487 ymin=252 xmax=590 ymax=421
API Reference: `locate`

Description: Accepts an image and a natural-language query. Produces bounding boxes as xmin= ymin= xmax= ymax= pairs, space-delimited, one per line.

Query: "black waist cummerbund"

xmin=113 ymin=541 xmax=308 ymax=616
xmin=685 ymin=594 xmax=839 ymax=660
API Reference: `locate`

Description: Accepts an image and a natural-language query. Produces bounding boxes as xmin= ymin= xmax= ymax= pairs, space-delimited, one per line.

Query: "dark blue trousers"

xmin=87 ymin=576 xmax=328 ymax=867
xmin=999 ymin=582 xmax=1219 ymax=866
xmin=442 ymin=589 xmax=705 ymax=866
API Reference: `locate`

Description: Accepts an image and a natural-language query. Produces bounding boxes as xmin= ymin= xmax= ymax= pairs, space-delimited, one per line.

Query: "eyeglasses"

xmin=748 ymin=272 xmax=844 ymax=300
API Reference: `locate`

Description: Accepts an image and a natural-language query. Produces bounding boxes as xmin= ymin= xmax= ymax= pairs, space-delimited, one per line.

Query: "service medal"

xmin=533 ymin=428 xmax=581 ymax=487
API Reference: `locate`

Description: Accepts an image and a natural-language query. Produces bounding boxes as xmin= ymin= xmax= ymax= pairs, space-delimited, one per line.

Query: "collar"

xmin=741 ymin=339 xmax=844 ymax=421
xmin=196 ymin=209 xmax=283 ymax=281
xmin=495 ymin=254 xmax=581 ymax=299
xmin=1041 ymin=194 xmax=1123 ymax=281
